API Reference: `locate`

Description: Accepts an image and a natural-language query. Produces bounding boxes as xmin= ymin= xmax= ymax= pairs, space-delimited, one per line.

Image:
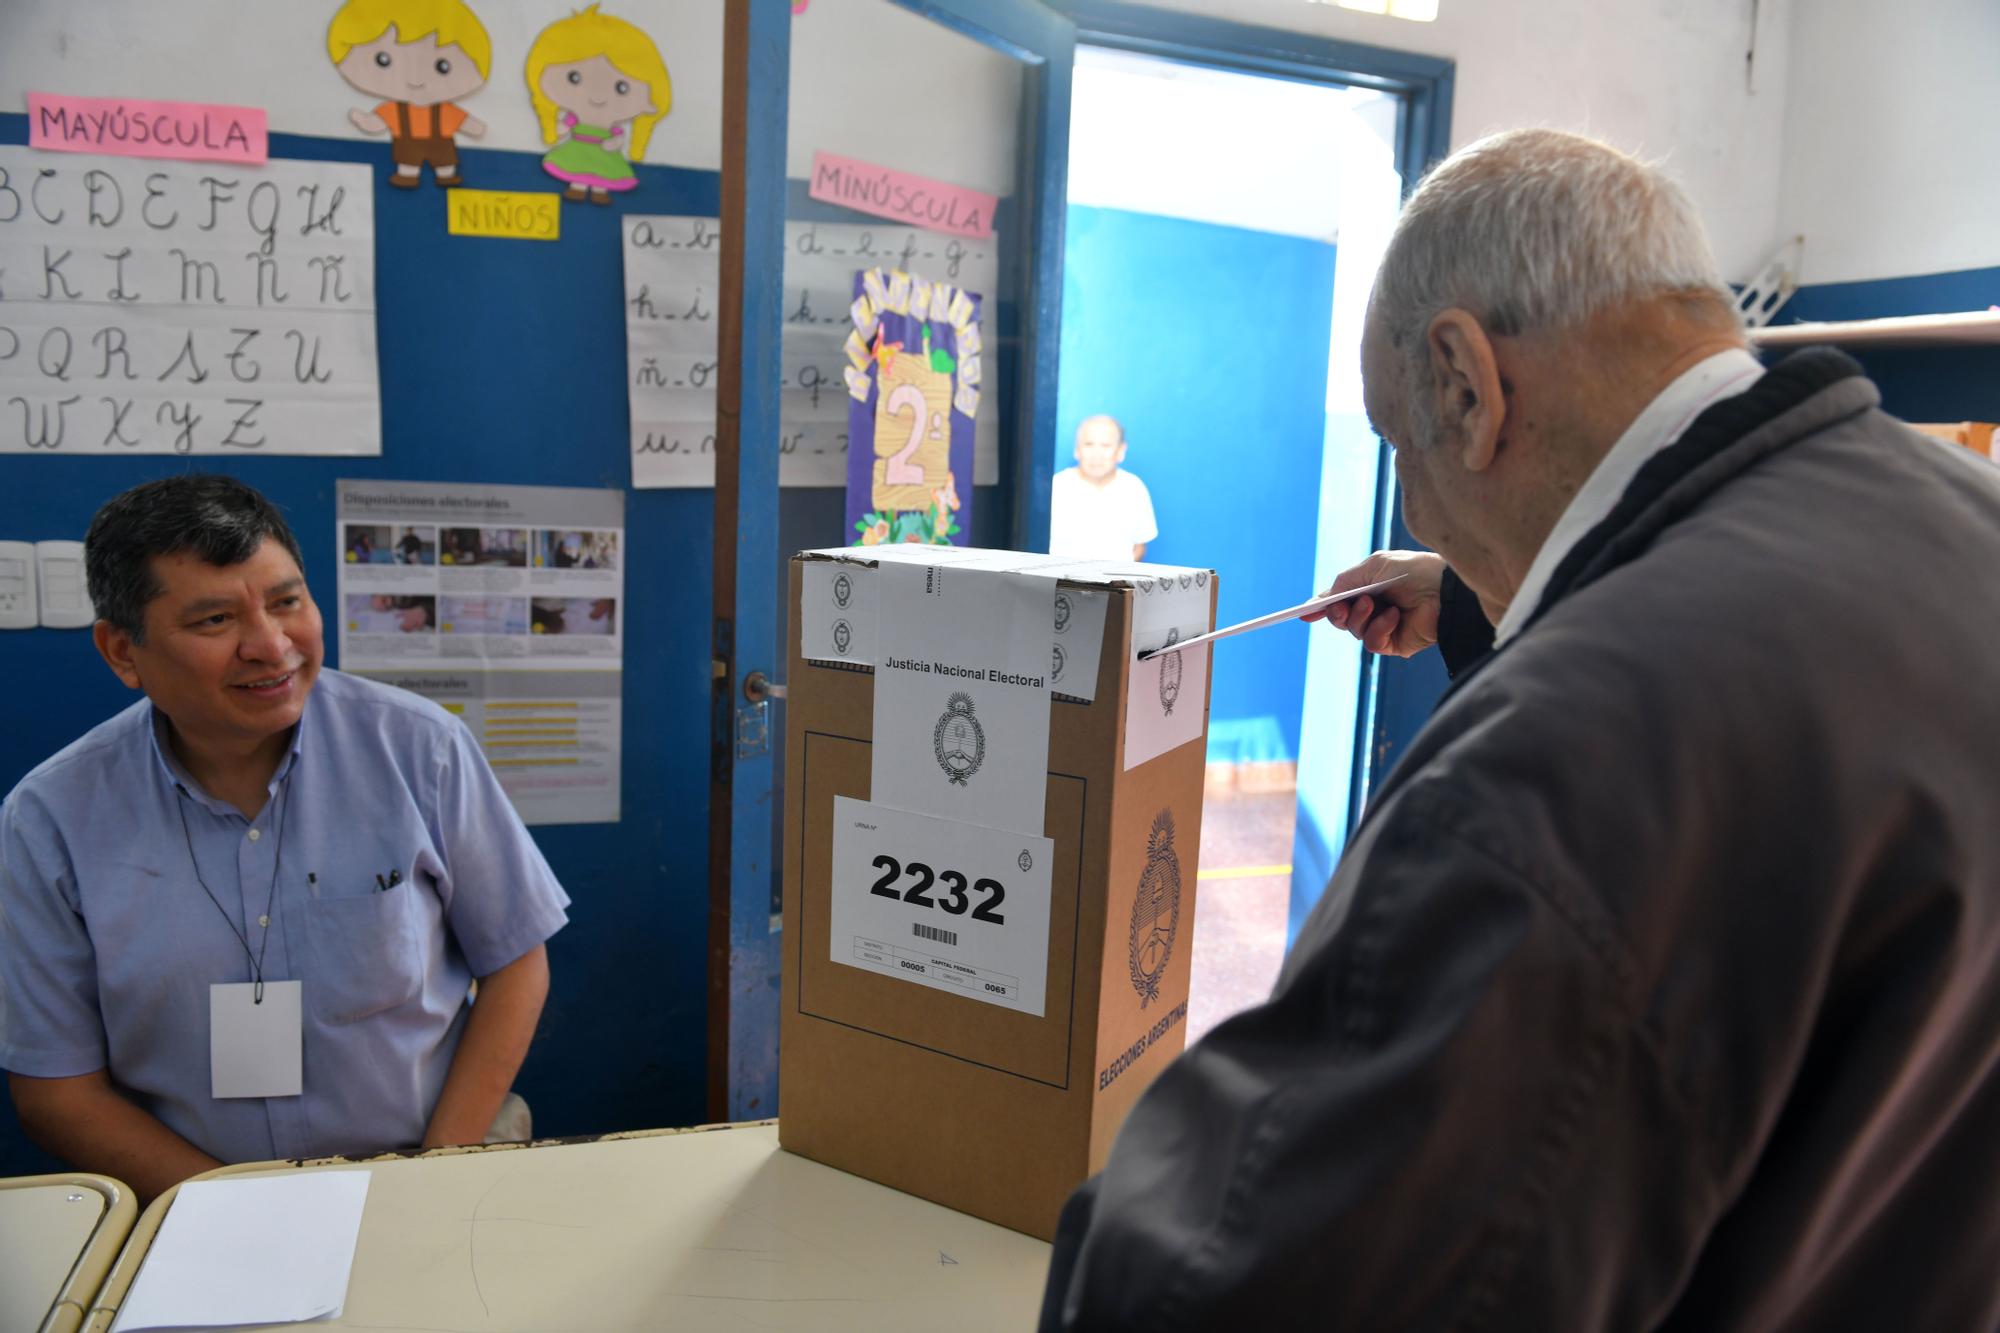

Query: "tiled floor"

xmin=1187 ymin=783 xmax=1298 ymax=1045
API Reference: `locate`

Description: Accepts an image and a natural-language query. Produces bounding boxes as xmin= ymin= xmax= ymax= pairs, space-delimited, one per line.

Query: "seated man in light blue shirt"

xmin=1 ymin=475 xmax=570 ymax=1201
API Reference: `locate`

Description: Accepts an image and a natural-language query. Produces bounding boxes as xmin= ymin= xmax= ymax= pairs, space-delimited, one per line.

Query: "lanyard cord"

xmin=174 ymin=772 xmax=292 ymax=1004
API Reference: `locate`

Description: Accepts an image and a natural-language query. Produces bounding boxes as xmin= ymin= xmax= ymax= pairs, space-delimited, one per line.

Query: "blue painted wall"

xmin=1776 ymin=265 xmax=2000 ymax=423
xmin=1055 ymin=204 xmax=1335 ymax=763
xmin=0 ymin=119 xmax=721 ymax=1176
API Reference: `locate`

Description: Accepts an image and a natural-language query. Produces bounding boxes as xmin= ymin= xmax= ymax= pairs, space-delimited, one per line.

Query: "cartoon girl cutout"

xmin=525 ymin=6 xmax=671 ymax=205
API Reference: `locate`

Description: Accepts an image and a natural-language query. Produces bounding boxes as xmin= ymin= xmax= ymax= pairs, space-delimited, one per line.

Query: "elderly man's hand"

xmin=1305 ymin=550 xmax=1445 ymax=657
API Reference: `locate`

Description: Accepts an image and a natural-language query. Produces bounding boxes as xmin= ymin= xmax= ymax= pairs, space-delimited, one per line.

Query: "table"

xmin=0 ymin=1173 xmax=137 ymax=1333
xmin=86 ymin=1122 xmax=1052 ymax=1331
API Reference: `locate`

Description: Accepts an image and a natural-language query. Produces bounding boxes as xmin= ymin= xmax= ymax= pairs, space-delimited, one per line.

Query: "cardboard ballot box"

xmin=780 ymin=545 xmax=1218 ymax=1240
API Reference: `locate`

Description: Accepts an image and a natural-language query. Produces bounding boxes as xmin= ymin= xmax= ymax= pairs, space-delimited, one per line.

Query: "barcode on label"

xmin=913 ymin=922 xmax=958 ymax=947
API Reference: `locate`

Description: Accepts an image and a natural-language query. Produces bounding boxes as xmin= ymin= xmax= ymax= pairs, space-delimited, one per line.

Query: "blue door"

xmin=709 ymin=0 xmax=1077 ymax=1121
xmin=1047 ymin=1 xmax=1454 ymax=943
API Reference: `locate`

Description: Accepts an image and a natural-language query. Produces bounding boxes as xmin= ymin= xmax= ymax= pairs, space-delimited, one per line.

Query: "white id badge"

xmin=210 ymin=982 xmax=304 ymax=1099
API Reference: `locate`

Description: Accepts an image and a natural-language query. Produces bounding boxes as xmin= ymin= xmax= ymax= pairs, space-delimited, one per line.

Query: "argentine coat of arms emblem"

xmin=933 ymin=691 xmax=985 ymax=786
xmin=1129 ymin=809 xmax=1183 ymax=1007
xmin=1158 ymin=627 xmax=1184 ymax=716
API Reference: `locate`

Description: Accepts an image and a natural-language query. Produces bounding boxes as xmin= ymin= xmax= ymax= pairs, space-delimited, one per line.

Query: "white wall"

xmin=0 ymin=1 xmax=1021 ymax=196
xmin=0 ymin=1 xmax=1842 ymax=284
xmin=789 ymin=0 xmax=1021 ymax=194
xmin=1067 ymin=45 xmax=1390 ymax=241
xmin=1775 ymin=0 xmax=2000 ymax=285
xmin=27 ymin=1 xmax=1991 ymax=288
xmin=1104 ymin=0 xmax=1793 ymax=283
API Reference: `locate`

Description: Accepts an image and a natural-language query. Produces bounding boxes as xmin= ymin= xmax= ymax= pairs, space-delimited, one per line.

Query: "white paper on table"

xmin=112 ymin=1171 xmax=371 ymax=1332
xmin=1138 ymin=575 xmax=1408 ymax=659
xmin=872 ymin=560 xmax=1055 ymax=838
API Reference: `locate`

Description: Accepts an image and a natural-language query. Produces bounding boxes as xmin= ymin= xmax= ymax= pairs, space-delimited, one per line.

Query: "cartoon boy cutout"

xmin=328 ymin=0 xmax=491 ymax=189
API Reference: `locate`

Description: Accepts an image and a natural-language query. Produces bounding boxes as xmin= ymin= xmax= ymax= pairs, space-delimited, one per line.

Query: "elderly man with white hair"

xmin=1039 ymin=129 xmax=2000 ymax=1330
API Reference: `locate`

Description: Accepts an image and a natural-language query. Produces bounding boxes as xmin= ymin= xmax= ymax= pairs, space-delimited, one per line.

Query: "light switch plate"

xmin=0 ymin=541 xmax=37 ymax=629
xmin=36 ymin=540 xmax=92 ymax=629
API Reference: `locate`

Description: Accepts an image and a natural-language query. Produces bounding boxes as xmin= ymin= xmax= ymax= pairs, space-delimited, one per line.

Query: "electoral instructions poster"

xmin=335 ymin=479 xmax=623 ymax=825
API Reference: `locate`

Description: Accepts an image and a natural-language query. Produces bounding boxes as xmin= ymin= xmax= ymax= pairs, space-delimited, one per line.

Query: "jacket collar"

xmin=1438 ymin=348 xmax=1879 ymax=706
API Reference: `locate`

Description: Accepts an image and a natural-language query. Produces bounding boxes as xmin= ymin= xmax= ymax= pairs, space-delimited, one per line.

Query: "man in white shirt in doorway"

xmin=1049 ymin=414 xmax=1159 ymax=561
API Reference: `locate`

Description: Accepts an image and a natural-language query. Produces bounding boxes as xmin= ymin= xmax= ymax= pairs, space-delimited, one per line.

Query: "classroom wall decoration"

xmin=620 ymin=215 xmax=999 ymax=489
xmin=27 ymin=93 xmax=270 ymax=166
xmin=807 ymin=150 xmax=996 ymax=242
xmin=525 ymin=6 xmax=671 ymax=206
xmin=328 ymin=0 xmax=492 ymax=189
xmin=445 ymin=186 xmax=561 ymax=240
xmin=337 ymin=478 xmax=625 ymax=825
xmin=844 ymin=266 xmax=981 ymax=546
xmin=0 ymin=147 xmax=380 ymax=456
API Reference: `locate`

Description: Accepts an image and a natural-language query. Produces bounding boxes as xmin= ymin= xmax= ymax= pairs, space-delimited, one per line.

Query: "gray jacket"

xmin=1041 ymin=350 xmax=2000 ymax=1331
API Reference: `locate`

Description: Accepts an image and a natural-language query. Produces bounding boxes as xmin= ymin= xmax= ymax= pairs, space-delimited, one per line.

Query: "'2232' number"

xmin=869 ymin=855 xmax=1006 ymax=924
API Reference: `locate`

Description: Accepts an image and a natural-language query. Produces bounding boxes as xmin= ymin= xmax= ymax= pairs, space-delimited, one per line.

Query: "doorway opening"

xmin=1058 ymin=41 xmax=1407 ymax=1042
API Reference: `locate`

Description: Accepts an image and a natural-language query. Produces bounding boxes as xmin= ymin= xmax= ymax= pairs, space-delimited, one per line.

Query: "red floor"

xmin=1187 ymin=784 xmax=1297 ymax=1046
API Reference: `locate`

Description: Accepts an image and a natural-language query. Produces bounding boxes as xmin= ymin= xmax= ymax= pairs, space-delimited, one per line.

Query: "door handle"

xmin=744 ymin=670 xmax=786 ymax=702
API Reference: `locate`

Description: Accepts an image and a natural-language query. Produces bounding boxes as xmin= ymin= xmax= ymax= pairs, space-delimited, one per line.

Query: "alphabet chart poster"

xmin=0 ymin=148 xmax=379 ymax=456
xmin=619 ymin=214 xmax=998 ymax=489
xmin=843 ymin=267 xmax=981 ymax=547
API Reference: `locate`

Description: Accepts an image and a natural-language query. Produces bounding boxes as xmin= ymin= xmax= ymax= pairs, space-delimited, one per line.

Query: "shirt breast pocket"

xmin=304 ymin=885 xmax=427 ymax=1025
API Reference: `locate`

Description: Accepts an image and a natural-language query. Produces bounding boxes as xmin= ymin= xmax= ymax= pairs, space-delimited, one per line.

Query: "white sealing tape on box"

xmin=1125 ymin=638 xmax=1209 ymax=770
xmin=830 ymin=796 xmax=1054 ymax=1016
xmin=1119 ymin=569 xmax=1214 ymax=770
xmin=1050 ymin=587 xmax=1108 ymax=699
xmin=801 ymin=561 xmax=877 ymax=665
xmin=803 ymin=556 xmax=1112 ymax=705
xmin=1117 ymin=566 xmax=1214 ymax=656
xmin=872 ymin=559 xmax=1056 ymax=838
